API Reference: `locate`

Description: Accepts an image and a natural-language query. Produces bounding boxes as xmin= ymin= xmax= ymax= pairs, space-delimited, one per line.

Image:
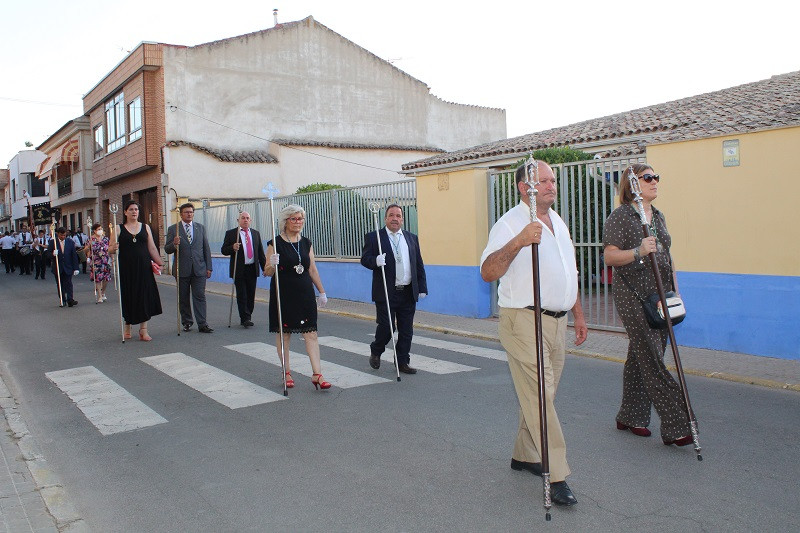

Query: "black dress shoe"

xmin=182 ymin=324 xmax=192 ymax=332
xmin=369 ymin=354 xmax=381 ymax=369
xmin=551 ymin=481 xmax=577 ymax=506
xmin=199 ymin=325 xmax=214 ymax=333
xmin=398 ymin=364 xmax=417 ymax=374
xmin=510 ymin=458 xmax=542 ymax=477
xmin=241 ymin=320 xmax=254 ymax=328
xmin=67 ymin=300 xmax=78 ymax=307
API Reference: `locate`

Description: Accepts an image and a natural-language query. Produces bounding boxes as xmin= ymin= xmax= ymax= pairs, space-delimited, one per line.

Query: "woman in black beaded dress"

xmin=109 ymin=200 xmax=163 ymax=341
xmin=265 ymin=204 xmax=331 ymax=390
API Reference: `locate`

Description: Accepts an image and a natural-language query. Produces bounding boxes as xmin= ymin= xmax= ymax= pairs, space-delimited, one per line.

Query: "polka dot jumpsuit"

xmin=603 ymin=203 xmax=692 ymax=441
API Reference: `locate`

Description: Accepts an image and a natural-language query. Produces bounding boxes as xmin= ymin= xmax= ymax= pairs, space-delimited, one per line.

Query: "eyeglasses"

xmin=288 ymin=216 xmax=305 ymax=222
xmin=638 ymin=174 xmax=660 ymax=183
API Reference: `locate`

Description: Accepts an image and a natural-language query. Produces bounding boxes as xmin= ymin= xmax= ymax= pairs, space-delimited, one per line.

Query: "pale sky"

xmin=1 ymin=0 xmax=797 ymax=166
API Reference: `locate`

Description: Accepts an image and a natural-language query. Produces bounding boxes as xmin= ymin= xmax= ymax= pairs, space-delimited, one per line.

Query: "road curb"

xmin=0 ymin=370 xmax=89 ymax=532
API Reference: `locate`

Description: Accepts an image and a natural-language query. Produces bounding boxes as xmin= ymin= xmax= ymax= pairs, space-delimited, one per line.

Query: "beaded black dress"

xmin=268 ymin=235 xmax=317 ymax=333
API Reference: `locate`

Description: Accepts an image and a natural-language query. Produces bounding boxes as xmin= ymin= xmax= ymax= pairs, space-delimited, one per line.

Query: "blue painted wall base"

xmin=210 ymin=257 xmax=799 ymax=360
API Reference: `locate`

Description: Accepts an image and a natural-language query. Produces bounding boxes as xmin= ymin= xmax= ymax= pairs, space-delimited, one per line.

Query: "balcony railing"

xmin=57 ymin=177 xmax=72 ymax=197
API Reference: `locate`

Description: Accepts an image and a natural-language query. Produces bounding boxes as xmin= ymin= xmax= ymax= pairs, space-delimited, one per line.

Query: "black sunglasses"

xmin=638 ymin=173 xmax=660 ymax=183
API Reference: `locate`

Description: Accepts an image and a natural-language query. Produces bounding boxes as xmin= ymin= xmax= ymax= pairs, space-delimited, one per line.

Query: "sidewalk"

xmin=160 ymin=278 xmax=800 ymax=392
xmin=0 ymin=371 xmax=87 ymax=532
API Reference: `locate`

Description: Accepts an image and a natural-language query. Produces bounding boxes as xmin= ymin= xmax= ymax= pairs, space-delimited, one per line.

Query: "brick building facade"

xmin=82 ymin=43 xmax=167 ymax=248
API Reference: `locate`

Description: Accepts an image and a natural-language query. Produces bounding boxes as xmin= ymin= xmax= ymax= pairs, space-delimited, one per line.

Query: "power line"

xmin=0 ymin=96 xmax=81 ymax=107
xmin=169 ymin=105 xmax=403 ymax=174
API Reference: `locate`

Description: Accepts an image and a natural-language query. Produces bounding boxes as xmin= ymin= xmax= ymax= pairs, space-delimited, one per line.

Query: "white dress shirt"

xmin=480 ymin=202 xmax=578 ymax=311
xmin=0 ymin=236 xmax=14 ymax=250
xmin=387 ymin=228 xmax=411 ymax=286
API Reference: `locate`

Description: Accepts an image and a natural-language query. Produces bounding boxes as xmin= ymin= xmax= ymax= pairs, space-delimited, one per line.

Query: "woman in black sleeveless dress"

xmin=111 ymin=200 xmax=163 ymax=341
xmin=265 ymin=204 xmax=331 ymax=390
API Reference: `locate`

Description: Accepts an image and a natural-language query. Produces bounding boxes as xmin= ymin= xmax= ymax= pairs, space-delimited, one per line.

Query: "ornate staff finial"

xmin=262 ymin=182 xmax=280 ymax=200
xmin=368 ymin=202 xmax=380 ymax=214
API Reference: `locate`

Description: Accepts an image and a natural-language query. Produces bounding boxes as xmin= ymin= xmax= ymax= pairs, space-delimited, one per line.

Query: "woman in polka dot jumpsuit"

xmin=602 ymin=164 xmax=692 ymax=446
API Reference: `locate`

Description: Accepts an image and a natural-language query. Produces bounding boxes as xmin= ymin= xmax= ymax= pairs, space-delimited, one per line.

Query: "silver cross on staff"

xmin=262 ymin=182 xmax=280 ymax=200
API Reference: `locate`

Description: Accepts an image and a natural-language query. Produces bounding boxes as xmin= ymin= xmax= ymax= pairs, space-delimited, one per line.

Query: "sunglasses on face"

xmin=638 ymin=174 xmax=660 ymax=183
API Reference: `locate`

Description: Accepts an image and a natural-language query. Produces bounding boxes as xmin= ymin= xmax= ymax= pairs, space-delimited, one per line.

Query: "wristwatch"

xmin=632 ymin=247 xmax=640 ymax=263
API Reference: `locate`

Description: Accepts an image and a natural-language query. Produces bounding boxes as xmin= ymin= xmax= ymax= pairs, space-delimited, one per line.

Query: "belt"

xmin=395 ymin=285 xmax=410 ymax=291
xmin=525 ymin=306 xmax=567 ymax=318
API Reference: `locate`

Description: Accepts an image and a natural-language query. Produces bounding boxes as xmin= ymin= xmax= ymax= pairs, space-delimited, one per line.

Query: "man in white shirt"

xmin=480 ymin=160 xmax=588 ymax=507
xmin=0 ymin=232 xmax=15 ymax=273
xmin=16 ymin=225 xmax=33 ymax=275
xmin=72 ymin=229 xmax=88 ymax=273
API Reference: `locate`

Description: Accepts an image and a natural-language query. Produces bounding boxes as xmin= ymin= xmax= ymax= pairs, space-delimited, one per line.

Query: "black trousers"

xmin=1 ymin=249 xmax=12 ymax=272
xmin=371 ymin=285 xmax=416 ymax=365
xmin=34 ymin=253 xmax=46 ymax=279
xmin=54 ymin=270 xmax=74 ymax=303
xmin=17 ymin=250 xmax=32 ymax=274
xmin=234 ymin=263 xmax=258 ymax=322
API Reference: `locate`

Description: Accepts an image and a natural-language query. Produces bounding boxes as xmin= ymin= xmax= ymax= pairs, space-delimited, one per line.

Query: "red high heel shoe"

xmin=617 ymin=421 xmax=651 ymax=437
xmin=284 ymin=372 xmax=294 ymax=388
xmin=663 ymin=435 xmax=693 ymax=446
xmin=312 ymin=373 xmax=331 ymax=390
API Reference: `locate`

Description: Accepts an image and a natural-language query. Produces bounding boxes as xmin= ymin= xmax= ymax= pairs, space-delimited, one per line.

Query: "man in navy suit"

xmin=360 ymin=204 xmax=428 ymax=374
xmin=221 ymin=211 xmax=267 ymax=327
xmin=48 ymin=227 xmax=80 ymax=307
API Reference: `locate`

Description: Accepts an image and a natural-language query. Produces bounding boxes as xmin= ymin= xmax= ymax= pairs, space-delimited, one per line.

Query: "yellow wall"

xmin=416 ymin=168 xmax=489 ymax=266
xmin=648 ymin=127 xmax=800 ymax=276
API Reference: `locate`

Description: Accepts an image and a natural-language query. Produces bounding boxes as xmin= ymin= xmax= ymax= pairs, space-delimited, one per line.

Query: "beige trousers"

xmin=499 ymin=307 xmax=570 ymax=481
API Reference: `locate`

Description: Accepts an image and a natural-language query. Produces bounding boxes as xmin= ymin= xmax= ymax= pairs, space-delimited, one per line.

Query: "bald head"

xmin=238 ymin=211 xmax=251 ymax=229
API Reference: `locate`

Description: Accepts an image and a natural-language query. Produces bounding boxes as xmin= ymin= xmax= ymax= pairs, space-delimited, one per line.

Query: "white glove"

xmin=419 ymin=292 xmax=427 ymax=299
xmin=73 ymin=270 xmax=80 ymax=276
xmin=317 ymin=292 xmax=328 ymax=308
xmin=376 ymin=253 xmax=386 ymax=267
xmin=269 ymin=253 xmax=280 ymax=266
xmin=52 ymin=248 xmax=57 ymax=256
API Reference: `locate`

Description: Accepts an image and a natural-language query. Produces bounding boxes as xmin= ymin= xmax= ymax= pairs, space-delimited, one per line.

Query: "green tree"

xmin=295 ymin=183 xmax=343 ymax=194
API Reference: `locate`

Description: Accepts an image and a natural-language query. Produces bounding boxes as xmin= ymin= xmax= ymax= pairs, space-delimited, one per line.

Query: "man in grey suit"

xmin=165 ymin=203 xmax=214 ymax=333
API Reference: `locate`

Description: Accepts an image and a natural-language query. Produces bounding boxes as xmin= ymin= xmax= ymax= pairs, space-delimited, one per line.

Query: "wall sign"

xmin=723 ymin=139 xmax=740 ymax=167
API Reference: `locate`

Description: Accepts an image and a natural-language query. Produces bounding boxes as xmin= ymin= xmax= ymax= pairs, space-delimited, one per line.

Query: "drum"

xmin=19 ymin=245 xmax=31 ymax=256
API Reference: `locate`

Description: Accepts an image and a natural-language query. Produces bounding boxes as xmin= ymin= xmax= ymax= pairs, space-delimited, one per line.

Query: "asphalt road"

xmin=1 ymin=271 xmax=798 ymax=532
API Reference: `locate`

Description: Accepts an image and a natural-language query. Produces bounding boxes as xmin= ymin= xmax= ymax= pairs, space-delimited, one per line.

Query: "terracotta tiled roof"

xmin=166 ymin=141 xmax=277 ymax=163
xmin=403 ymin=71 xmax=800 ymax=171
xmin=272 ymin=138 xmax=444 ymax=153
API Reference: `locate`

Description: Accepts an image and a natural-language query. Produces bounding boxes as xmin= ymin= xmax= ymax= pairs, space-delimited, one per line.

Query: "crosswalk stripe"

xmin=140 ymin=353 xmax=286 ymax=408
xmin=224 ymin=342 xmax=391 ymax=388
xmin=317 ymin=336 xmax=479 ymax=374
xmin=412 ymin=335 xmax=507 ymax=361
xmin=45 ymin=366 xmax=168 ymax=436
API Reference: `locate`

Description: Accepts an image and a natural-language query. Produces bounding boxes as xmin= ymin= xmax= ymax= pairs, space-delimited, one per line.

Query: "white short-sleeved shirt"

xmin=480 ymin=202 xmax=578 ymax=311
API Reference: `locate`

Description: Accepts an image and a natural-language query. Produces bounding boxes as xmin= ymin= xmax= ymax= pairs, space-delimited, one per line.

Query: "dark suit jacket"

xmin=361 ymin=228 xmax=427 ymax=303
xmin=164 ymin=222 xmax=212 ymax=278
xmin=221 ymin=227 xmax=266 ymax=278
xmin=48 ymin=238 xmax=80 ymax=274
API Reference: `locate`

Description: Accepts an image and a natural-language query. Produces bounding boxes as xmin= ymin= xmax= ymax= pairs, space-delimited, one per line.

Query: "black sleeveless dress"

xmin=268 ymin=235 xmax=317 ymax=333
xmin=118 ymin=224 xmax=162 ymax=325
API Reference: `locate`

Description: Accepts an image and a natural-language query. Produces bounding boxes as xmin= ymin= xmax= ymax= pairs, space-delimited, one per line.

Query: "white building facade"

xmin=8 ymin=150 xmax=48 ymax=230
xmin=161 ymin=16 xmax=507 ymax=203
